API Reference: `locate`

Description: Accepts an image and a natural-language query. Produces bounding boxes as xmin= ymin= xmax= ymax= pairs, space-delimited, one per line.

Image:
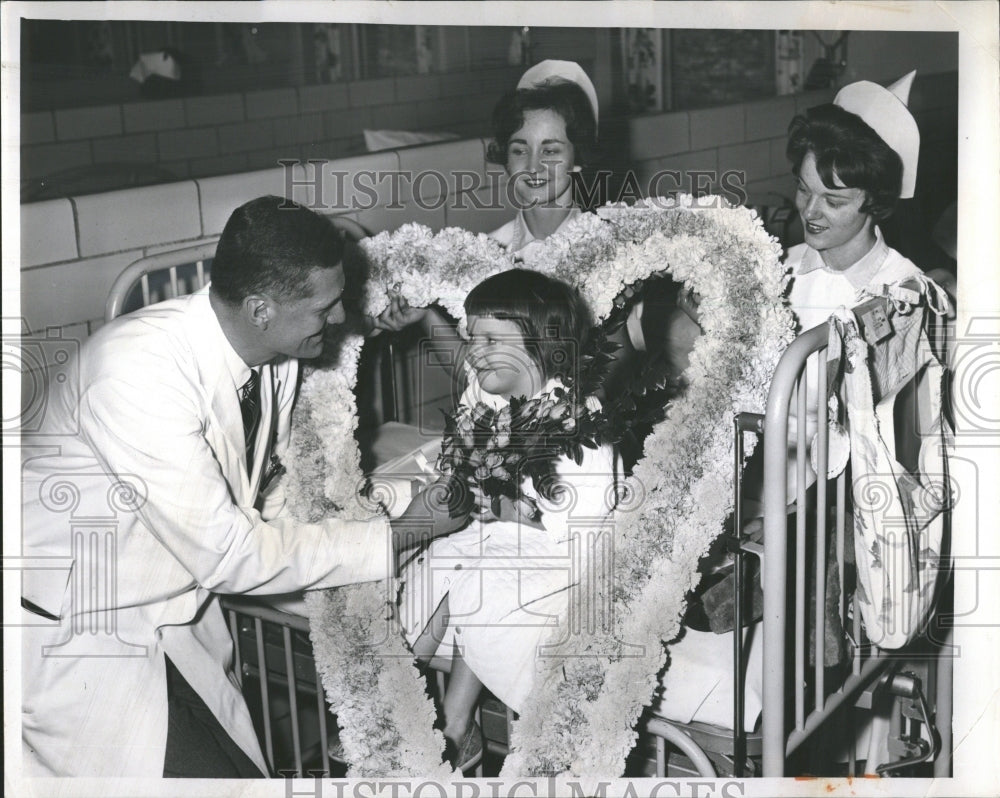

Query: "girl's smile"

xmin=465 ymin=315 xmax=544 ymax=400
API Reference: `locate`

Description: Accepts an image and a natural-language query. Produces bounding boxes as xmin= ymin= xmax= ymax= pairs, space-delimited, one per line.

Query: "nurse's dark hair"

xmin=464 ymin=269 xmax=593 ymax=384
xmin=486 ymin=79 xmax=597 ymax=167
xmin=210 ymin=195 xmax=345 ymax=305
xmin=786 ymin=103 xmax=903 ymax=221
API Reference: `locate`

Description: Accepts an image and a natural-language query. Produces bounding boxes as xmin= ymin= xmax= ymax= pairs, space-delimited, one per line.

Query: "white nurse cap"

xmin=834 ymin=70 xmax=920 ymax=199
xmin=517 ymin=60 xmax=599 ymax=127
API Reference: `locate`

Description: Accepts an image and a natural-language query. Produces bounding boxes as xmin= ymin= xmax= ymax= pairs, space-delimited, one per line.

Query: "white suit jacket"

xmin=21 ymin=289 xmax=390 ymax=777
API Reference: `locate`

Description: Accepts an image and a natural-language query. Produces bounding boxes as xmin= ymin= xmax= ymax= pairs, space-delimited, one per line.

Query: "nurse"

xmin=487 ymin=59 xmax=599 ymax=255
xmin=786 ymin=71 xmax=926 ymax=331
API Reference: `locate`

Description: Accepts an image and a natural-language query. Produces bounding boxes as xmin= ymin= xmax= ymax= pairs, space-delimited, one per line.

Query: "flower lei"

xmin=284 ymin=197 xmax=795 ymax=777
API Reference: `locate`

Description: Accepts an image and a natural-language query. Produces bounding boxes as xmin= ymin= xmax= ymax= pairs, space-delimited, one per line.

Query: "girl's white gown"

xmin=399 ymin=377 xmax=618 ymax=713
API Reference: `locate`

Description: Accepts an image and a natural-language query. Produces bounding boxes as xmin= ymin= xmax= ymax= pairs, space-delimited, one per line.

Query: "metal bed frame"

xmin=644 ymin=311 xmax=952 ymax=778
xmin=106 ymin=242 xmax=952 ymax=779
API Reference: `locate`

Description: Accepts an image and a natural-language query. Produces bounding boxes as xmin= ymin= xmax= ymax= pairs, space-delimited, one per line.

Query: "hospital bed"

xmin=105 ymin=240 xmax=953 ymax=779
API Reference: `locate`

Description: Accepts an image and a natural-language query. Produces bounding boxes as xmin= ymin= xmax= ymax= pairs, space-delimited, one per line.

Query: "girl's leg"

xmin=441 ymin=652 xmax=483 ymax=743
xmin=410 ymin=595 xmax=482 ymax=761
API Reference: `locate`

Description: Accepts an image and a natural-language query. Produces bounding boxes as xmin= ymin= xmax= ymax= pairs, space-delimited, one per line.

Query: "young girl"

xmin=399 ymin=269 xmax=619 ymax=770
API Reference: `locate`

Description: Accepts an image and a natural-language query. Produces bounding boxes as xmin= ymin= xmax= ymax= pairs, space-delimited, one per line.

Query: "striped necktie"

xmin=239 ymin=369 xmax=261 ymax=470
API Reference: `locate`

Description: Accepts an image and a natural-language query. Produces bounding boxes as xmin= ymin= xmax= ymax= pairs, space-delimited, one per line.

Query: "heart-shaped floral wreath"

xmin=283 ymin=197 xmax=795 ymax=778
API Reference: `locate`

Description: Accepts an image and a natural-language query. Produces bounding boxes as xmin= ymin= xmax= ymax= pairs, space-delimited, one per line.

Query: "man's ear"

xmin=244 ymin=296 xmax=271 ymax=331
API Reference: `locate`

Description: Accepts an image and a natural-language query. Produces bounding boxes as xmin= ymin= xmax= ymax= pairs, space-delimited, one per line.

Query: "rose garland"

xmin=284 ymin=197 xmax=795 ymax=777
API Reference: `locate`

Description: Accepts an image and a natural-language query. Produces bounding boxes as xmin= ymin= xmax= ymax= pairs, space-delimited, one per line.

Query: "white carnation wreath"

xmin=283 ymin=197 xmax=796 ymax=778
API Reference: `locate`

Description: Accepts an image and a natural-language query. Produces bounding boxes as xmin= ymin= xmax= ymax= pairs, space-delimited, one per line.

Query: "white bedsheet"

xmin=653 ymin=623 xmax=764 ymax=730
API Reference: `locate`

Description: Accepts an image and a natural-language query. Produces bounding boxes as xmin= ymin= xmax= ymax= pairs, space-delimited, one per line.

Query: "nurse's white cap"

xmin=834 ymin=70 xmax=919 ymax=199
xmin=517 ymin=60 xmax=599 ymax=126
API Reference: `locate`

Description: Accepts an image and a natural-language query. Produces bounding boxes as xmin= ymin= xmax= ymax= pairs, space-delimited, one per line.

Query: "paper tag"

xmin=855 ymin=298 xmax=893 ymax=346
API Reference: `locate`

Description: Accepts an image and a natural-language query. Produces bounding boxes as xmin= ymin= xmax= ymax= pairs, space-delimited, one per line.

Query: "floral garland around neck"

xmin=283 ymin=197 xmax=795 ymax=777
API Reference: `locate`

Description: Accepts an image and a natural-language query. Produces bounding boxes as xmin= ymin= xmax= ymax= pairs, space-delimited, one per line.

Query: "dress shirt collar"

xmin=509 ymin=207 xmax=581 ymax=254
xmin=198 ymin=285 xmax=254 ymax=389
xmin=795 ymin=226 xmax=891 ymax=291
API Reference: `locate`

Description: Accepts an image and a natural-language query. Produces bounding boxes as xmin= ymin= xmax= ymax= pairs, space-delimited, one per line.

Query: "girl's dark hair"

xmin=486 ymin=80 xmax=598 ymax=168
xmin=464 ymin=269 xmax=593 ymax=385
xmin=211 ymin=195 xmax=345 ymax=305
xmin=786 ymin=103 xmax=904 ymax=221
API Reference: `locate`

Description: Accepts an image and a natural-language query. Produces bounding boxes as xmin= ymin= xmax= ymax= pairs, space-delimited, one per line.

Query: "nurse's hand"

xmin=678 ymin=287 xmax=703 ymax=328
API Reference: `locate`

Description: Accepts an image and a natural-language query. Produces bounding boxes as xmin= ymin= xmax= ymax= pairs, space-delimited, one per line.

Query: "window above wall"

xmin=615 ymin=28 xmax=799 ymax=114
xmin=22 ymin=21 xmax=796 ymax=114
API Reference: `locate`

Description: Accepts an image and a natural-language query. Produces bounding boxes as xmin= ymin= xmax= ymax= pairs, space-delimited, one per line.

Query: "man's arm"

xmin=82 ymin=362 xmax=391 ymax=595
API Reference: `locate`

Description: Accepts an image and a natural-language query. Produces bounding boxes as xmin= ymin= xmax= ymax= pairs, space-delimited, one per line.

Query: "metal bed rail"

xmin=759 ymin=312 xmax=954 ymax=777
xmin=759 ymin=320 xmax=881 ymax=776
xmin=105 ymin=241 xmax=218 ymax=323
xmin=647 ymin=316 xmax=925 ymax=778
xmin=220 ymin=596 xmax=336 ymax=777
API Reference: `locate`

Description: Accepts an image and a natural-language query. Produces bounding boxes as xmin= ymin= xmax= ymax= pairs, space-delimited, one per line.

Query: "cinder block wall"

xmin=21 ymin=67 xmax=524 ymax=194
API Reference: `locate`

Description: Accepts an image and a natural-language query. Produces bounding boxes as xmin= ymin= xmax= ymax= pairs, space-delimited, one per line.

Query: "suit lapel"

xmin=185 ymin=294 xmax=254 ymax=504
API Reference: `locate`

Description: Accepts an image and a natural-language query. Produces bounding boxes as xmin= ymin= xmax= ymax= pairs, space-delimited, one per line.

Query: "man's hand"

xmin=370 ymin=295 xmax=427 ymax=334
xmin=388 ymin=478 xmax=469 ymax=566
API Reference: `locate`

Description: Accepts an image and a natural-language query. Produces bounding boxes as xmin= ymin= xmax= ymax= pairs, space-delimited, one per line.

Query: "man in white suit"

xmin=20 ymin=196 xmax=460 ymax=777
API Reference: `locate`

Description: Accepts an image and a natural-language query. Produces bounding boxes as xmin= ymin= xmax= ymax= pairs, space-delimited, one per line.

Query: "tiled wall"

xmin=18 ymin=139 xmax=513 ymax=341
xmin=21 ymin=67 xmax=524 ymax=196
xmin=625 ymin=70 xmax=958 ymax=263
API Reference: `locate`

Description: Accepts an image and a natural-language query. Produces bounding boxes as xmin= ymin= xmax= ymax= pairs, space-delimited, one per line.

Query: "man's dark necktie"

xmin=239 ymin=370 xmax=262 ymax=471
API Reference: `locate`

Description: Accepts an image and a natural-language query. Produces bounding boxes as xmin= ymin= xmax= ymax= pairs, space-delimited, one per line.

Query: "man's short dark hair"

xmin=486 ymin=80 xmax=598 ymax=168
xmin=464 ymin=269 xmax=593 ymax=385
xmin=210 ymin=196 xmax=345 ymax=305
xmin=786 ymin=104 xmax=904 ymax=221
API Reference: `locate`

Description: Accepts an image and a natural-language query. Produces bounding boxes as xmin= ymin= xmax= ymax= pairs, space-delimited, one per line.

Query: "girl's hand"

xmin=371 ymin=295 xmax=427 ymax=333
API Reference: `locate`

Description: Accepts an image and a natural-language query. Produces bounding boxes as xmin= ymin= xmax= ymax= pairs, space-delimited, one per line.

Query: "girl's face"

xmin=465 ymin=314 xmax=544 ymax=399
xmin=506 ymin=108 xmax=578 ymax=209
xmin=795 ymin=151 xmax=876 ymax=271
